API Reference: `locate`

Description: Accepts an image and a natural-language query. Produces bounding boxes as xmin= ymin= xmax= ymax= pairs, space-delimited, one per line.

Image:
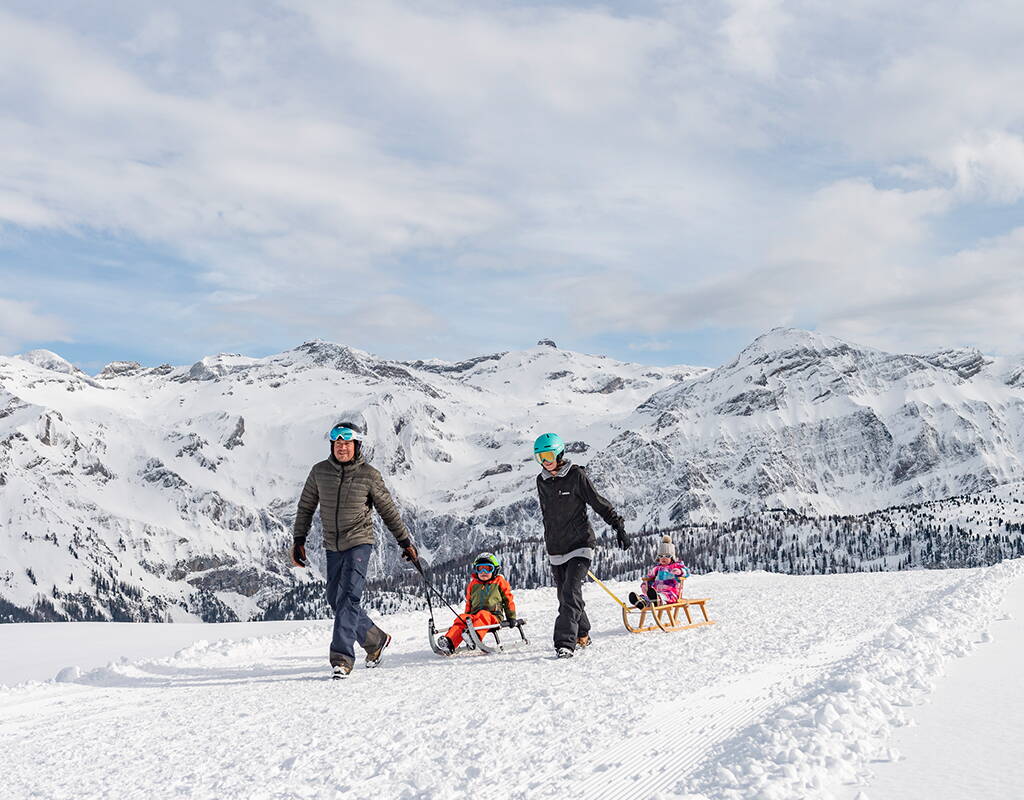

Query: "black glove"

xmin=615 ymin=527 xmax=631 ymax=550
xmin=401 ymin=543 xmax=419 ymax=564
xmin=291 ymin=536 xmax=308 ymax=567
xmin=505 ymin=617 xmax=517 ymax=628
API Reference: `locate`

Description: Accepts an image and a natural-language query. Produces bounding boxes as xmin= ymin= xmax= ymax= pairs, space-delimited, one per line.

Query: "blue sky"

xmin=1 ymin=0 xmax=1023 ymax=372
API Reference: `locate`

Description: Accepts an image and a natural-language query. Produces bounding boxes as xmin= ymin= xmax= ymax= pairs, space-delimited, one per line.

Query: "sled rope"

xmin=411 ymin=559 xmax=465 ymax=621
xmin=586 ymin=571 xmax=628 ymax=609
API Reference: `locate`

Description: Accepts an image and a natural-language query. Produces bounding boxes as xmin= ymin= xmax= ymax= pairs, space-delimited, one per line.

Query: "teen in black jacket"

xmin=534 ymin=433 xmax=630 ymax=657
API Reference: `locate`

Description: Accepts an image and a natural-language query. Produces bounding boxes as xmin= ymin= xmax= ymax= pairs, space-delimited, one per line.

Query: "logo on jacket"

xmin=559 ymin=491 xmax=571 ymax=496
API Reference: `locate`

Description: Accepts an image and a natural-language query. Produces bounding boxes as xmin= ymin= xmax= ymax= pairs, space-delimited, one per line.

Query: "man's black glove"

xmin=291 ymin=536 xmax=308 ymax=567
xmin=615 ymin=527 xmax=631 ymax=550
xmin=401 ymin=543 xmax=419 ymax=564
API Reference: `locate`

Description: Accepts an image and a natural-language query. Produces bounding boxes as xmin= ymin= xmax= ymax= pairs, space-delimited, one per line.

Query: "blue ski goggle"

xmin=329 ymin=426 xmax=359 ymax=442
xmin=475 ymin=564 xmax=495 ymax=574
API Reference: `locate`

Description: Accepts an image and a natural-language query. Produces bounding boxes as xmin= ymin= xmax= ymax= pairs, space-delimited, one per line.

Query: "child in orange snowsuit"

xmin=437 ymin=552 xmax=516 ymax=655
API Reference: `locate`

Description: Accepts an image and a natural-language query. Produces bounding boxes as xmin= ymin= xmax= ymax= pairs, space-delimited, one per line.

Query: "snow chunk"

xmin=54 ymin=665 xmax=82 ymax=683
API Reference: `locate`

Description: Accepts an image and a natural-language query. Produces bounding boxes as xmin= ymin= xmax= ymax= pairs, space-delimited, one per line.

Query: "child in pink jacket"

xmin=630 ymin=535 xmax=690 ymax=607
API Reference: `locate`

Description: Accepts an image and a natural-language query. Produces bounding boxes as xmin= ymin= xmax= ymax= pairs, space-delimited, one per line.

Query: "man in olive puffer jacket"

xmin=292 ymin=421 xmax=418 ymax=678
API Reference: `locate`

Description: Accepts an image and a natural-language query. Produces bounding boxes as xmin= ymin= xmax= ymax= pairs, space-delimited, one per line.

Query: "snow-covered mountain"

xmin=1 ymin=329 xmax=1023 ymax=622
xmin=615 ymin=328 xmax=1024 ymax=521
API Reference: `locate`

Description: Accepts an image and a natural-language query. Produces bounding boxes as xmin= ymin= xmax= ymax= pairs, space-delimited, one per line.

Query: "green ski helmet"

xmin=533 ymin=432 xmax=565 ymax=465
xmin=472 ymin=552 xmax=501 ymax=579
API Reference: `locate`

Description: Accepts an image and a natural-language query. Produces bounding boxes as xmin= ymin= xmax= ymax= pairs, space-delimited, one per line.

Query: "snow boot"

xmin=556 ymin=647 xmax=574 ymax=659
xmin=330 ymin=652 xmax=354 ymax=680
xmin=332 ymin=663 xmax=352 ymax=680
xmin=628 ymin=591 xmax=651 ymax=609
xmin=436 ymin=635 xmax=455 ymax=656
xmin=576 ymin=635 xmax=592 ymax=649
xmin=647 ymin=586 xmax=660 ymax=606
xmin=363 ymin=626 xmax=391 ymax=669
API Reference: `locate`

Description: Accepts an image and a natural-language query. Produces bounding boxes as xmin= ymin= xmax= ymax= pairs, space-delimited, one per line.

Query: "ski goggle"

xmin=329 ymin=426 xmax=359 ymax=442
xmin=475 ymin=564 xmax=495 ymax=574
xmin=535 ymin=450 xmax=558 ymax=464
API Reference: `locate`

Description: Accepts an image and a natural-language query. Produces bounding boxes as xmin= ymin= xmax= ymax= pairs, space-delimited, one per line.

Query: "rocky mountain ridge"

xmin=1 ymin=329 xmax=1022 ymax=622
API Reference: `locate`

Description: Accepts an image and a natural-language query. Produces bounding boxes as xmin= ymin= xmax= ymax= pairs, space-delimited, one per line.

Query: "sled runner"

xmin=623 ymin=597 xmax=713 ymax=633
xmin=428 ymin=617 xmax=530 ymax=656
xmin=587 ymin=571 xmax=715 ymax=633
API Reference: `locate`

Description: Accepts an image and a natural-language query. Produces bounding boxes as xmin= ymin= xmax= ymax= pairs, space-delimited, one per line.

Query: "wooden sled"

xmin=587 ymin=571 xmax=716 ymax=634
xmin=623 ymin=597 xmax=714 ymax=633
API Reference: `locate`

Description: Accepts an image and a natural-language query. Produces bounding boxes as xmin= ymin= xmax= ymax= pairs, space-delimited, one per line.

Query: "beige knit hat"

xmin=657 ymin=535 xmax=675 ymax=559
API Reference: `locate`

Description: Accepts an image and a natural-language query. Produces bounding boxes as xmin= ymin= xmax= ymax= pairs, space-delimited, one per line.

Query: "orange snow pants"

xmin=445 ymin=610 xmax=501 ymax=647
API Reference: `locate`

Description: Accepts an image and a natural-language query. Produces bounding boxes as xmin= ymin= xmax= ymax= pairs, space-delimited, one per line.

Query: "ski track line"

xmin=2 ymin=570 xmax=1003 ymax=800
xmin=516 ymin=572 xmax=984 ymax=800
xmin=601 ymin=568 xmax=1018 ymax=800
xmin=524 ymin=649 xmax=851 ymax=800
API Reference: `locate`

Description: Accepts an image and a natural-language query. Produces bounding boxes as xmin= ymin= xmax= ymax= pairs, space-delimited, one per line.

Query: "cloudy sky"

xmin=1 ymin=0 xmax=1022 ymax=370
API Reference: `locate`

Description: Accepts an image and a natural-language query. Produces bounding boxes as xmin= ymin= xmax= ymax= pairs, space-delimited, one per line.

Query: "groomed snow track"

xmin=2 ymin=563 xmax=1022 ymax=800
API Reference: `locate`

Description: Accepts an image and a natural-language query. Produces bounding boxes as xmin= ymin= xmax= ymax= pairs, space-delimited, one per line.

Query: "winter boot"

xmin=628 ymin=591 xmax=650 ymax=609
xmin=330 ymin=652 xmax=354 ymax=680
xmin=647 ymin=586 xmax=660 ymax=606
xmin=362 ymin=625 xmax=391 ymax=669
xmin=556 ymin=647 xmax=574 ymax=659
xmin=332 ymin=663 xmax=352 ymax=680
xmin=576 ymin=635 xmax=592 ymax=649
xmin=436 ymin=636 xmax=455 ymax=656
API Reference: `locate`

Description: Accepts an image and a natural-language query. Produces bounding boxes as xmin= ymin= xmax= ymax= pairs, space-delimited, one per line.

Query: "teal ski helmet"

xmin=472 ymin=552 xmax=501 ymax=578
xmin=533 ymin=432 xmax=565 ymax=465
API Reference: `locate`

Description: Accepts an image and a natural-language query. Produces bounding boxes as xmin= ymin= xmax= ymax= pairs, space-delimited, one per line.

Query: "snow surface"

xmin=2 ymin=563 xmax=1022 ymax=799
xmin=841 ymin=575 xmax=1024 ymax=800
xmin=0 ymin=620 xmax=315 ymax=687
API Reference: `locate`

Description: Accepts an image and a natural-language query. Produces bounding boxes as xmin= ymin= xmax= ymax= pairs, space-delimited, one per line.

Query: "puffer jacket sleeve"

xmin=367 ymin=468 xmax=413 ymax=547
xmin=293 ymin=467 xmax=319 ymax=539
xmin=577 ymin=467 xmax=625 ymax=532
xmin=497 ymin=576 xmax=516 ymax=621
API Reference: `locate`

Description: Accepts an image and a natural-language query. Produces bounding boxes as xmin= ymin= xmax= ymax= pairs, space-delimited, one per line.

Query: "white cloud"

xmin=948 ymin=131 xmax=1024 ymax=203
xmin=720 ymin=0 xmax=790 ymax=79
xmin=559 ymin=178 xmax=1024 ymax=355
xmin=294 ymin=1 xmax=677 ymax=115
xmin=0 ymin=297 xmax=72 ymax=354
xmin=1 ymin=1 xmax=1023 ymax=362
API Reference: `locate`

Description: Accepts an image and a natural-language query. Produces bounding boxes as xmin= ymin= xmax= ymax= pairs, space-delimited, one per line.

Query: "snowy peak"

xmin=921 ymin=348 xmax=991 ymax=380
xmin=656 ymin=328 xmax=989 ymax=420
xmin=97 ymin=361 xmax=144 ymax=379
xmin=405 ymin=342 xmax=704 ymax=397
xmin=623 ymin=330 xmax=1024 ymax=523
xmin=183 ymin=353 xmax=262 ymax=382
xmin=728 ymin=327 xmax=856 ymax=365
xmin=16 ymin=349 xmax=84 ymax=376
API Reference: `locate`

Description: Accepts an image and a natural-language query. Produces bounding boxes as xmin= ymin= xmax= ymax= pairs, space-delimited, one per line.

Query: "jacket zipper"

xmin=334 ymin=463 xmax=345 ymax=546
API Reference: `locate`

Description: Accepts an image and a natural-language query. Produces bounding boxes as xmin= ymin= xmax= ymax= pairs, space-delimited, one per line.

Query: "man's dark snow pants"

xmin=552 ymin=556 xmax=591 ymax=651
xmin=326 ymin=544 xmax=380 ymax=664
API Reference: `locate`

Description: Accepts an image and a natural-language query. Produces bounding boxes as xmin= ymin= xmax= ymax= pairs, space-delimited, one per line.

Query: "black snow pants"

xmin=552 ymin=556 xmax=591 ymax=651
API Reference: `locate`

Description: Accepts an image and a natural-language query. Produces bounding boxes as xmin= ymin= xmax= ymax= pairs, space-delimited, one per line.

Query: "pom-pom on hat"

xmin=657 ymin=535 xmax=675 ymax=559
